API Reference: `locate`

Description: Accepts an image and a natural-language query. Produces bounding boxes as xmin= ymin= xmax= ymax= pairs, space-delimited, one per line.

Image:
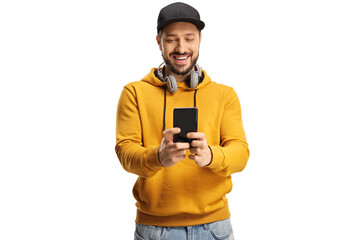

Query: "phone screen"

xmin=173 ymin=107 xmax=198 ymax=143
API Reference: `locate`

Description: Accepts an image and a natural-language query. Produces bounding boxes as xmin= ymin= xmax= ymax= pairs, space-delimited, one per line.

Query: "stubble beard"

xmin=163 ymin=53 xmax=199 ymax=76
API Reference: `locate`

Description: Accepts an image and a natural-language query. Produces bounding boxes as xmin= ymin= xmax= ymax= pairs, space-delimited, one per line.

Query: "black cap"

xmin=157 ymin=2 xmax=205 ymax=33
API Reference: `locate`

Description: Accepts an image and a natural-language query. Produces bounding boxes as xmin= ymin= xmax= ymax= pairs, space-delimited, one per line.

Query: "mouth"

xmin=171 ymin=54 xmax=190 ymax=65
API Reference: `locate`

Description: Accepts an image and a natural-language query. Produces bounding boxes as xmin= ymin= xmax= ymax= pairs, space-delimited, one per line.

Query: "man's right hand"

xmin=158 ymin=128 xmax=190 ymax=167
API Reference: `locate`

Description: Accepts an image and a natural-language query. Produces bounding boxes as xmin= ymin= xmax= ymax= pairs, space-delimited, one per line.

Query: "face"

xmin=157 ymin=22 xmax=201 ymax=76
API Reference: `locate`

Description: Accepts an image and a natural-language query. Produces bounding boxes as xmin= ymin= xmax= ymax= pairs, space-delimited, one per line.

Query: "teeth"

xmin=175 ymin=56 xmax=188 ymax=60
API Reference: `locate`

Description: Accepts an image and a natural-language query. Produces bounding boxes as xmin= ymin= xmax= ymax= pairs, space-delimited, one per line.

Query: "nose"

xmin=175 ymin=39 xmax=186 ymax=53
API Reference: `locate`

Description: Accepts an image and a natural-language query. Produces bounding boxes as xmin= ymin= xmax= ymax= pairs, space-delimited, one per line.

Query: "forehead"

xmin=161 ymin=22 xmax=199 ymax=36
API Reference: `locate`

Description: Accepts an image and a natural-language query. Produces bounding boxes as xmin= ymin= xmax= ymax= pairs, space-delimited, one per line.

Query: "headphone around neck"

xmin=157 ymin=62 xmax=202 ymax=93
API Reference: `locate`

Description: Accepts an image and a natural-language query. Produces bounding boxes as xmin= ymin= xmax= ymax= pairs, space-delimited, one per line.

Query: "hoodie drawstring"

xmin=162 ymin=89 xmax=198 ymax=131
xmin=163 ymin=87 xmax=167 ymax=132
xmin=194 ymin=89 xmax=198 ymax=108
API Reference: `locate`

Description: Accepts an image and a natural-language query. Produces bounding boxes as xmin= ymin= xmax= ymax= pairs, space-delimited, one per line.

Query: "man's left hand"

xmin=187 ymin=132 xmax=212 ymax=167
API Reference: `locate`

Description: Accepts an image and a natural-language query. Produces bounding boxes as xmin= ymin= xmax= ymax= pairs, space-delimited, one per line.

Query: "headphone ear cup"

xmin=166 ymin=75 xmax=177 ymax=93
xmin=190 ymin=71 xmax=199 ymax=89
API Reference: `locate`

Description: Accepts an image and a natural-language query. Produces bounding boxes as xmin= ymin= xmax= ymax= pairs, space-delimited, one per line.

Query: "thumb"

xmin=163 ymin=127 xmax=181 ymax=143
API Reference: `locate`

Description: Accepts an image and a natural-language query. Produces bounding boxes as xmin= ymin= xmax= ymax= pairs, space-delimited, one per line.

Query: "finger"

xmin=164 ymin=154 xmax=186 ymax=167
xmin=187 ymin=132 xmax=205 ymax=140
xmin=188 ymin=154 xmax=199 ymax=162
xmin=174 ymin=142 xmax=190 ymax=150
xmin=166 ymin=142 xmax=190 ymax=153
xmin=189 ymin=147 xmax=199 ymax=155
xmin=169 ymin=149 xmax=187 ymax=158
xmin=163 ymin=127 xmax=181 ymax=143
xmin=190 ymin=140 xmax=206 ymax=148
xmin=172 ymin=155 xmax=187 ymax=162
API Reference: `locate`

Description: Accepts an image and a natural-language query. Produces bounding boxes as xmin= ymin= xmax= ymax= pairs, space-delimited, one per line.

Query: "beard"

xmin=163 ymin=52 xmax=199 ymax=76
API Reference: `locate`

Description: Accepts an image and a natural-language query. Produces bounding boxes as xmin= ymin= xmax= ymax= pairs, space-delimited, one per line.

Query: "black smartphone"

xmin=173 ymin=107 xmax=198 ymax=143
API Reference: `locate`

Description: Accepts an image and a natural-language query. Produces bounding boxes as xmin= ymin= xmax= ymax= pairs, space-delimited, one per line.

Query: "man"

xmin=115 ymin=2 xmax=249 ymax=239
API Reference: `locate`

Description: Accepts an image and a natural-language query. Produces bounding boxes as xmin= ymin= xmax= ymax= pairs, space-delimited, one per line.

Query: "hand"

xmin=158 ymin=128 xmax=190 ymax=167
xmin=187 ymin=132 xmax=212 ymax=167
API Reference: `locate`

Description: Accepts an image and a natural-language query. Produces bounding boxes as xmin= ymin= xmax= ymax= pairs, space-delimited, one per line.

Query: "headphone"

xmin=157 ymin=62 xmax=202 ymax=93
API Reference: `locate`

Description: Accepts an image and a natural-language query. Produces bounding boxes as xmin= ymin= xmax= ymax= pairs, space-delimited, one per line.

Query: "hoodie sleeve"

xmin=115 ymin=85 xmax=163 ymax=178
xmin=207 ymin=88 xmax=250 ymax=177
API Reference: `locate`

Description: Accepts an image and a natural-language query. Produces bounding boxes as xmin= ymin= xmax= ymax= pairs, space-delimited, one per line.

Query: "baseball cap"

xmin=157 ymin=2 xmax=205 ymax=33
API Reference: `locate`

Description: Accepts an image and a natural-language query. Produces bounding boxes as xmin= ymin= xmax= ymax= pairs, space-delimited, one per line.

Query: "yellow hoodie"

xmin=115 ymin=68 xmax=249 ymax=226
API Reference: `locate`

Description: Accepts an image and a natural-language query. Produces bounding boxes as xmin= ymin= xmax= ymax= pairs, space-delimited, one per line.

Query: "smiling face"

xmin=157 ymin=22 xmax=201 ymax=81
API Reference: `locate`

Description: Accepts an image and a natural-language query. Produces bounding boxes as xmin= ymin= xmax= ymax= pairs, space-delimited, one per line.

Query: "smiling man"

xmin=115 ymin=2 xmax=249 ymax=239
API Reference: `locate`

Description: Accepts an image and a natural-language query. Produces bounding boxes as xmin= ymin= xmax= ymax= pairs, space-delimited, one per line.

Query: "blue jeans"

xmin=134 ymin=218 xmax=234 ymax=240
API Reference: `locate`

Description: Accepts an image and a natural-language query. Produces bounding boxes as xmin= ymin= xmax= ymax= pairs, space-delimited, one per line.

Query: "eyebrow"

xmin=164 ymin=33 xmax=196 ymax=37
xmin=164 ymin=34 xmax=177 ymax=37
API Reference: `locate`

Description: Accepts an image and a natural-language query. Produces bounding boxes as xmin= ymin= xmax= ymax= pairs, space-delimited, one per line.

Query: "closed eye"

xmin=166 ymin=39 xmax=175 ymax=43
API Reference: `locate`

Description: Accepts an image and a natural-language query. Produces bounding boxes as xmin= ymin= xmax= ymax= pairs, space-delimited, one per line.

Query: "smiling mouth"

xmin=174 ymin=55 xmax=188 ymax=60
xmin=172 ymin=54 xmax=190 ymax=64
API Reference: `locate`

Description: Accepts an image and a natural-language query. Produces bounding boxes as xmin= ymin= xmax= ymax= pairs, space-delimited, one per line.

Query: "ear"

xmin=199 ymin=32 xmax=202 ymax=44
xmin=156 ymin=35 xmax=162 ymax=51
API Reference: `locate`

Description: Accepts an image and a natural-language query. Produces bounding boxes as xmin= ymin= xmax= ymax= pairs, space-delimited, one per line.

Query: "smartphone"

xmin=173 ymin=107 xmax=198 ymax=143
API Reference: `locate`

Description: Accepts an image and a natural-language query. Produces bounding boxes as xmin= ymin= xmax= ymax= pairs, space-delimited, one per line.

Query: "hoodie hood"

xmin=141 ymin=67 xmax=212 ymax=90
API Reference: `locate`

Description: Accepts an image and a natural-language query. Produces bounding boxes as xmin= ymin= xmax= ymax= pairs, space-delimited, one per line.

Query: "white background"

xmin=1 ymin=0 xmax=359 ymax=239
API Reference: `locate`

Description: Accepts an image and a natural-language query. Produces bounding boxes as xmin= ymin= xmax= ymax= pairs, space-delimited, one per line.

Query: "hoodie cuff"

xmin=145 ymin=146 xmax=163 ymax=172
xmin=207 ymin=146 xmax=225 ymax=171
